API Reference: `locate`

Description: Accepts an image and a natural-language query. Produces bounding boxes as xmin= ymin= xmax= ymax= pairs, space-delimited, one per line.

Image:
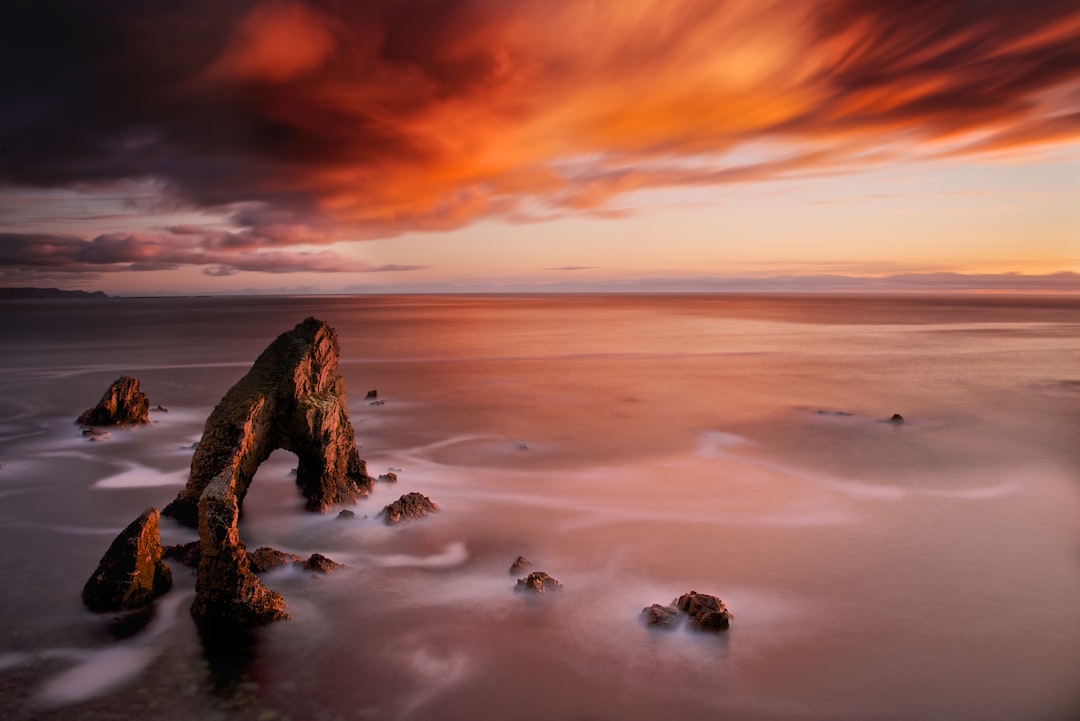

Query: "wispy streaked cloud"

xmin=1 ymin=0 xmax=1078 ymax=277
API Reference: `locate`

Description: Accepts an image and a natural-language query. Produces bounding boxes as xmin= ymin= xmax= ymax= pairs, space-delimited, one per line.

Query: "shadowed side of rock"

xmin=83 ymin=507 xmax=172 ymax=612
xmin=77 ymin=376 xmax=150 ymax=427
xmin=163 ymin=317 xmax=373 ymax=527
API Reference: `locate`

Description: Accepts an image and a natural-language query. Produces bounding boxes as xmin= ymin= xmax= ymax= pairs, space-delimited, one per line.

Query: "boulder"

xmin=641 ymin=591 xmax=732 ymax=632
xmin=640 ymin=603 xmax=680 ymax=629
xmin=675 ymin=591 xmax=732 ymax=631
xmin=77 ymin=376 xmax=150 ymax=426
xmin=82 ymin=508 xmax=172 ymax=612
xmin=247 ymin=547 xmax=303 ymax=574
xmin=163 ymin=317 xmax=373 ymax=528
xmin=515 ymin=571 xmax=561 ymax=594
xmin=889 ymin=413 xmax=905 ymax=425
xmin=509 ymin=555 xmax=531 ymax=574
xmin=382 ymin=492 xmax=439 ymax=525
xmin=301 ymin=553 xmax=342 ymax=573
xmin=378 ymin=472 xmax=398 ymax=483
xmin=336 ymin=509 xmax=356 ymax=520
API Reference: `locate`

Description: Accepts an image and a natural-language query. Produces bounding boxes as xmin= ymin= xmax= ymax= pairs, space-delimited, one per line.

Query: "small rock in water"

xmin=369 ymin=399 xmax=385 ymax=406
xmin=641 ymin=591 xmax=733 ymax=633
xmin=365 ymin=389 xmax=378 ymax=399
xmin=640 ymin=603 xmax=680 ymax=629
xmin=515 ymin=571 xmax=561 ymax=594
xmin=82 ymin=427 xmax=111 ymax=441
xmin=336 ymin=509 xmax=356 ymax=520
xmin=378 ymin=472 xmax=398 ymax=483
xmin=247 ymin=547 xmax=303 ymax=574
xmin=163 ymin=540 xmax=202 ymax=567
xmin=509 ymin=555 xmax=531 ymax=574
xmin=889 ymin=413 xmax=905 ymax=425
xmin=77 ymin=376 xmax=151 ymax=426
xmin=382 ymin=492 xmax=439 ymax=525
xmin=152 ymin=404 xmax=169 ymax=413
xmin=301 ymin=553 xmax=343 ymax=574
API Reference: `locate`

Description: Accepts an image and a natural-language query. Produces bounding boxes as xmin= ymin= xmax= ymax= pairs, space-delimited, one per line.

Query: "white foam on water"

xmin=34 ymin=591 xmax=190 ymax=707
xmin=367 ymin=541 xmax=470 ymax=569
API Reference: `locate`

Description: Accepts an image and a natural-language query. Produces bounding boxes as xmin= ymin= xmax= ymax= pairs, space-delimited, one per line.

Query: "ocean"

xmin=0 ymin=294 xmax=1077 ymax=721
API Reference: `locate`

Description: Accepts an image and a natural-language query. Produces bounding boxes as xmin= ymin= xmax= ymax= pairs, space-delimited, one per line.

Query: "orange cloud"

xmin=2 ymin=0 xmax=1079 ymax=268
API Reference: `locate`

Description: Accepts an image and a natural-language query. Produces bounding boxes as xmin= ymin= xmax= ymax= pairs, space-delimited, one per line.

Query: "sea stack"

xmin=163 ymin=317 xmax=373 ymax=527
xmin=77 ymin=376 xmax=150 ymax=426
xmin=82 ymin=508 xmax=172 ymax=613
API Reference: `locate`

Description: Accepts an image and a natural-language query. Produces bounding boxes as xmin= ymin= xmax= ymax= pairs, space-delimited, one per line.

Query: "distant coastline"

xmin=0 ymin=287 xmax=110 ymax=300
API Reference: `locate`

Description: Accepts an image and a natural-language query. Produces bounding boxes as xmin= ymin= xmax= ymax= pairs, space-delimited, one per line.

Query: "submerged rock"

xmin=77 ymin=376 xmax=150 ymax=427
xmin=378 ymin=471 xmax=398 ymax=483
xmin=382 ymin=492 xmax=439 ymax=525
xmin=247 ymin=547 xmax=303 ymax=574
xmin=515 ymin=571 xmax=562 ymax=594
xmin=336 ymin=509 xmax=356 ymax=520
xmin=82 ymin=507 xmax=172 ymax=613
xmin=163 ymin=317 xmax=373 ymax=528
xmin=509 ymin=555 xmax=531 ymax=574
xmin=889 ymin=413 xmax=905 ymax=425
xmin=641 ymin=591 xmax=732 ymax=632
xmin=641 ymin=603 xmax=680 ymax=629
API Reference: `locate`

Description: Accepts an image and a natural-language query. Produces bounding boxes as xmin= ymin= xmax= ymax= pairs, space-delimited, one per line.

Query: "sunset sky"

xmin=1 ymin=0 xmax=1078 ymax=294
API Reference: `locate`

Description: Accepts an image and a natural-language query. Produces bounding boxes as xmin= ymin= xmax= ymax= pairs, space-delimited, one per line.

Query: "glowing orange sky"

xmin=0 ymin=0 xmax=1078 ymax=292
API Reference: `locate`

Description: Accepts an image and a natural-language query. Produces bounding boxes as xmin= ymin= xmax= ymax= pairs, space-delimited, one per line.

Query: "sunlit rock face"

xmin=163 ymin=317 xmax=373 ymax=527
xmin=82 ymin=507 xmax=172 ymax=613
xmin=76 ymin=376 xmax=150 ymax=427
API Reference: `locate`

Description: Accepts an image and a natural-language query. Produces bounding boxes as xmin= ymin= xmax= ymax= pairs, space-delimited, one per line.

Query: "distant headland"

xmin=0 ymin=287 xmax=109 ymax=299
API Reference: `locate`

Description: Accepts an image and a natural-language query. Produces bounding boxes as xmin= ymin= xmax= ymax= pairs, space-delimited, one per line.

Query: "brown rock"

xmin=82 ymin=507 xmax=172 ymax=612
xmin=889 ymin=413 xmax=905 ymax=425
xmin=641 ymin=603 xmax=680 ymax=629
xmin=301 ymin=553 xmax=342 ymax=573
xmin=382 ymin=492 xmax=439 ymax=525
xmin=509 ymin=555 xmax=531 ymax=574
xmin=77 ymin=376 xmax=150 ymax=427
xmin=162 ymin=317 xmax=373 ymax=528
xmin=378 ymin=472 xmax=398 ymax=483
xmin=189 ymin=472 xmax=289 ymax=626
xmin=163 ymin=540 xmax=202 ymax=567
xmin=247 ymin=546 xmax=303 ymax=574
xmin=515 ymin=571 xmax=562 ymax=594
xmin=674 ymin=591 xmax=733 ymax=632
xmin=336 ymin=509 xmax=356 ymax=520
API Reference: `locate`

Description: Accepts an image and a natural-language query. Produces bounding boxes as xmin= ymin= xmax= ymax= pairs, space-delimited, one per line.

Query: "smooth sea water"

xmin=0 ymin=294 xmax=1077 ymax=721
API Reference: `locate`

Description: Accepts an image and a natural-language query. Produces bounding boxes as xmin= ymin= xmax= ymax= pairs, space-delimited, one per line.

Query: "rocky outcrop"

xmin=77 ymin=376 xmax=150 ymax=427
xmin=382 ymin=492 xmax=439 ymax=525
xmin=301 ymin=553 xmax=342 ymax=573
xmin=641 ymin=591 xmax=733 ymax=632
xmin=509 ymin=555 xmax=531 ymax=574
xmin=163 ymin=317 xmax=373 ymax=528
xmin=189 ymin=470 xmax=289 ymax=626
xmin=515 ymin=571 xmax=561 ymax=594
xmin=83 ymin=508 xmax=172 ymax=612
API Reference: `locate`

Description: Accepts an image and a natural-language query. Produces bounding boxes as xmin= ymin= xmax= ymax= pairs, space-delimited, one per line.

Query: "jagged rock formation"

xmin=382 ymin=492 xmax=439 ymax=525
xmin=515 ymin=571 xmax=562 ymax=594
xmin=641 ymin=591 xmax=733 ymax=632
xmin=190 ymin=471 xmax=290 ymax=626
xmin=82 ymin=508 xmax=172 ymax=612
xmin=163 ymin=317 xmax=373 ymax=527
xmin=77 ymin=376 xmax=150 ymax=426
xmin=160 ymin=317 xmax=370 ymax=626
xmin=509 ymin=555 xmax=531 ymax=574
